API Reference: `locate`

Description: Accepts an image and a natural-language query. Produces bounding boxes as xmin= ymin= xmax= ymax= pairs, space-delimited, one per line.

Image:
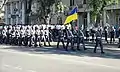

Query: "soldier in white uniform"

xmin=19 ymin=26 xmax=23 ymax=46
xmin=43 ymin=27 xmax=51 ymax=46
xmin=34 ymin=26 xmax=39 ymax=47
xmin=37 ymin=25 xmax=43 ymax=47
xmin=24 ymin=26 xmax=29 ymax=46
xmin=2 ymin=26 xmax=7 ymax=44
xmin=28 ymin=25 xmax=33 ymax=47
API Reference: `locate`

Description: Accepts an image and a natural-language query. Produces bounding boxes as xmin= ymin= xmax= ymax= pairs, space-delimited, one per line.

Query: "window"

xmin=7 ymin=3 xmax=11 ymax=14
xmin=83 ymin=0 xmax=87 ymax=4
xmin=70 ymin=0 xmax=74 ymax=6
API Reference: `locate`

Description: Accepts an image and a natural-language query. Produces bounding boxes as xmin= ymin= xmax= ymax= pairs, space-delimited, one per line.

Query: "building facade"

xmin=4 ymin=0 xmax=26 ymax=25
xmin=4 ymin=0 xmax=120 ymax=27
xmin=0 ymin=0 xmax=4 ymax=25
xmin=69 ymin=0 xmax=120 ymax=29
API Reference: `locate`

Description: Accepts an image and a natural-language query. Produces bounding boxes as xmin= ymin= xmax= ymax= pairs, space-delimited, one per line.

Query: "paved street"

xmin=0 ymin=42 xmax=120 ymax=72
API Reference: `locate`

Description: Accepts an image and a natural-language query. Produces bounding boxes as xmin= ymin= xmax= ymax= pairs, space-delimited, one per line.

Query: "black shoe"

xmin=44 ymin=44 xmax=47 ymax=46
xmin=94 ymin=51 xmax=96 ymax=53
xmin=65 ymin=48 xmax=68 ymax=51
xmin=34 ymin=45 xmax=38 ymax=47
xmin=77 ymin=48 xmax=80 ymax=51
xmin=71 ymin=48 xmax=75 ymax=51
xmin=29 ymin=45 xmax=32 ymax=47
xmin=84 ymin=48 xmax=87 ymax=50
xmin=101 ymin=52 xmax=105 ymax=54
xmin=118 ymin=46 xmax=120 ymax=48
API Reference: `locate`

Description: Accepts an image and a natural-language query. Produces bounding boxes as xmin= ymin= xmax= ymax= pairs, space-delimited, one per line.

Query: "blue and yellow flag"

xmin=64 ymin=7 xmax=78 ymax=24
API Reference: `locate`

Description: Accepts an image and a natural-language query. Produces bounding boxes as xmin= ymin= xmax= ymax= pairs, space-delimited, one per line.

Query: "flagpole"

xmin=76 ymin=5 xmax=79 ymax=31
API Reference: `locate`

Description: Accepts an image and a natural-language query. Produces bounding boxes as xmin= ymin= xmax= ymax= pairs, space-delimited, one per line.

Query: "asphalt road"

xmin=0 ymin=45 xmax=120 ymax=72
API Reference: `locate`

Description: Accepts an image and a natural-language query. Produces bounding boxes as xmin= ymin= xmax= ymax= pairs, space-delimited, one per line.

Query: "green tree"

xmin=55 ymin=0 xmax=68 ymax=24
xmin=27 ymin=0 xmax=57 ymax=24
xmin=88 ymin=0 xmax=120 ymax=27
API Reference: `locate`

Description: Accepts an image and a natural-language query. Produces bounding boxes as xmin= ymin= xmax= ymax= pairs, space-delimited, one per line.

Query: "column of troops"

xmin=0 ymin=24 xmax=105 ymax=53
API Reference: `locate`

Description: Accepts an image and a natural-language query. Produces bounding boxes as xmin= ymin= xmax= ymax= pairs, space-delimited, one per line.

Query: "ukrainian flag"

xmin=64 ymin=7 xmax=78 ymax=24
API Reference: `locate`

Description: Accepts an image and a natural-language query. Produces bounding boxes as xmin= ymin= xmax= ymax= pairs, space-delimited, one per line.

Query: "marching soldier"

xmin=14 ymin=26 xmax=18 ymax=45
xmin=65 ymin=27 xmax=74 ymax=51
xmin=77 ymin=29 xmax=86 ymax=50
xmin=86 ymin=29 xmax=90 ymax=41
xmin=22 ymin=25 xmax=26 ymax=46
xmin=110 ymin=26 xmax=115 ymax=44
xmin=104 ymin=26 xmax=109 ymax=43
xmin=57 ymin=27 xmax=65 ymax=49
xmin=11 ymin=25 xmax=16 ymax=45
xmin=9 ymin=25 xmax=12 ymax=45
xmin=118 ymin=27 xmax=120 ymax=48
xmin=16 ymin=27 xmax=21 ymax=45
xmin=43 ymin=27 xmax=51 ymax=46
xmin=28 ymin=25 xmax=32 ymax=47
xmin=48 ymin=27 xmax=53 ymax=42
xmin=19 ymin=26 xmax=23 ymax=46
xmin=91 ymin=28 xmax=96 ymax=42
xmin=34 ymin=26 xmax=38 ymax=47
xmin=71 ymin=27 xmax=78 ymax=50
xmin=6 ymin=26 xmax=10 ymax=44
xmin=94 ymin=27 xmax=104 ymax=54
xmin=24 ymin=26 xmax=29 ymax=46
xmin=38 ymin=26 xmax=43 ymax=47
xmin=2 ymin=26 xmax=7 ymax=44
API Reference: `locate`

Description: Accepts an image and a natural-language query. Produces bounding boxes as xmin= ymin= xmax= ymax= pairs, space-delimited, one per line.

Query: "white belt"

xmin=97 ymin=37 xmax=101 ymax=38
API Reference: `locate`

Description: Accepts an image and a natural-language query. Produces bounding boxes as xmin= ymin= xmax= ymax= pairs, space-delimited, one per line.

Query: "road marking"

xmin=27 ymin=70 xmax=37 ymax=72
xmin=15 ymin=66 xmax=22 ymax=70
xmin=4 ymin=64 xmax=37 ymax=72
xmin=4 ymin=64 xmax=22 ymax=70
xmin=4 ymin=64 xmax=11 ymax=68
xmin=1 ymin=49 xmax=120 ymax=70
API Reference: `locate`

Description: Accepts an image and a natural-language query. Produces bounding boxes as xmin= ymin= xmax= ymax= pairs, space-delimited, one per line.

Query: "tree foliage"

xmin=54 ymin=1 xmax=68 ymax=24
xmin=88 ymin=0 xmax=120 ymax=26
xmin=26 ymin=0 xmax=56 ymax=24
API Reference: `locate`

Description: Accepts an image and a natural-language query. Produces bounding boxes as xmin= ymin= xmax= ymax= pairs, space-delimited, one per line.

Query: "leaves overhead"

xmin=88 ymin=0 xmax=120 ymax=22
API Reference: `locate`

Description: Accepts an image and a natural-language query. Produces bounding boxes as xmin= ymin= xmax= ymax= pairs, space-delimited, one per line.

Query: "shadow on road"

xmin=1 ymin=43 xmax=120 ymax=59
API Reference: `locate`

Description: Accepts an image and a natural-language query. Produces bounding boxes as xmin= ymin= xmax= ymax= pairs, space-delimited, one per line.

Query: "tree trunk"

xmin=95 ymin=14 xmax=101 ymax=27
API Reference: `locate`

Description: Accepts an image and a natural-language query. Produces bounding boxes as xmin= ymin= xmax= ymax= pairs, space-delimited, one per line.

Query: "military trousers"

xmin=66 ymin=37 xmax=74 ymax=50
xmin=94 ymin=38 xmax=104 ymax=53
xmin=57 ymin=38 xmax=65 ymax=49
xmin=77 ymin=37 xmax=86 ymax=50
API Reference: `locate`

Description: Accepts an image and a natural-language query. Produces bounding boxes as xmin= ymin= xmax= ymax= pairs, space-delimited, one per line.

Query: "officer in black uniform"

xmin=76 ymin=29 xmax=86 ymax=50
xmin=24 ymin=26 xmax=28 ymax=46
xmin=57 ymin=27 xmax=65 ymax=49
xmin=65 ymin=27 xmax=74 ymax=51
xmin=104 ymin=26 xmax=109 ymax=43
xmin=34 ymin=26 xmax=38 ymax=47
xmin=12 ymin=25 xmax=16 ymax=45
xmin=91 ymin=28 xmax=95 ymax=42
xmin=19 ymin=26 xmax=23 ymax=46
xmin=118 ymin=27 xmax=120 ymax=48
xmin=48 ymin=27 xmax=53 ymax=42
xmin=94 ymin=27 xmax=104 ymax=54
xmin=53 ymin=26 xmax=58 ymax=41
xmin=6 ymin=26 xmax=10 ymax=44
xmin=110 ymin=26 xmax=115 ymax=44
xmin=86 ymin=29 xmax=90 ymax=41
